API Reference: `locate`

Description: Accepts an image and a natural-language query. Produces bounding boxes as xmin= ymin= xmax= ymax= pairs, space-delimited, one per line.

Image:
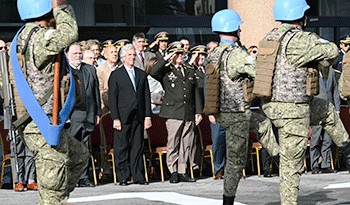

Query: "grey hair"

xmin=119 ymin=44 xmax=135 ymax=62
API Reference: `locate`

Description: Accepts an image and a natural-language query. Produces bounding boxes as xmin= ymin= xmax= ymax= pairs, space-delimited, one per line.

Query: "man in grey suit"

xmin=310 ymin=67 xmax=339 ymax=174
xmin=132 ymin=33 xmax=156 ymax=71
xmin=66 ymin=43 xmax=102 ymax=187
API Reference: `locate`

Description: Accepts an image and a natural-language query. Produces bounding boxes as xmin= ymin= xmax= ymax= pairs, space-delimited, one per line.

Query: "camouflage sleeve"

xmin=34 ymin=5 xmax=78 ymax=69
xmin=226 ymin=48 xmax=256 ymax=79
xmin=287 ymin=32 xmax=339 ymax=68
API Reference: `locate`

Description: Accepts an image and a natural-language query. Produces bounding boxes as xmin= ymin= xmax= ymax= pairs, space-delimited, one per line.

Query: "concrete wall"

xmin=228 ymin=0 xmax=280 ymax=48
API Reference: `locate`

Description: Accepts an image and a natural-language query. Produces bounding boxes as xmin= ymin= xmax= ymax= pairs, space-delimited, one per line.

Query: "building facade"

xmin=0 ymin=0 xmax=349 ymax=48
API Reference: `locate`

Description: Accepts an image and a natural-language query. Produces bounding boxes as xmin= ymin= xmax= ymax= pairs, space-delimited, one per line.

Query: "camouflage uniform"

xmin=211 ymin=43 xmax=279 ymax=197
xmin=13 ymin=5 xmax=89 ymax=205
xmin=262 ymin=24 xmax=349 ymax=205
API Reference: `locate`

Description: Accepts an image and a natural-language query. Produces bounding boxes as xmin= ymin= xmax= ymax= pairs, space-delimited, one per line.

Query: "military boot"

xmin=223 ymin=195 xmax=235 ymax=205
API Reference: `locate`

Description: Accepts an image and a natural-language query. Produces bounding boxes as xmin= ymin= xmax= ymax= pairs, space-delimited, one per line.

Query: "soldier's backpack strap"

xmin=253 ymin=29 xmax=294 ymax=98
xmin=10 ymin=26 xmax=76 ymax=146
xmin=12 ymin=87 xmax=53 ymax=129
xmin=341 ymin=52 xmax=350 ymax=97
xmin=203 ymin=46 xmax=229 ymax=115
xmin=11 ymin=26 xmax=52 ymax=129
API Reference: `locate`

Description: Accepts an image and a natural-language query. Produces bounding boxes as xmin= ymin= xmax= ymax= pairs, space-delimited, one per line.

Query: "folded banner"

xmin=10 ymin=26 xmax=76 ymax=146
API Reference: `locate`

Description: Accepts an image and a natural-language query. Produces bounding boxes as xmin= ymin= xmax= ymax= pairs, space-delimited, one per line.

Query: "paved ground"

xmin=1 ymin=171 xmax=350 ymax=205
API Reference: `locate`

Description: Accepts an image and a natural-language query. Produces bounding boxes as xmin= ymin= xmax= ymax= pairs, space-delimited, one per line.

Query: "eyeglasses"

xmin=0 ymin=46 xmax=7 ymax=50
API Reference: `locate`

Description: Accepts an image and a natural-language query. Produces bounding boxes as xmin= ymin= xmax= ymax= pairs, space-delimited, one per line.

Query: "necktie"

xmin=139 ymin=52 xmax=144 ymax=66
xmin=179 ymin=66 xmax=185 ymax=77
xmin=129 ymin=69 xmax=136 ymax=91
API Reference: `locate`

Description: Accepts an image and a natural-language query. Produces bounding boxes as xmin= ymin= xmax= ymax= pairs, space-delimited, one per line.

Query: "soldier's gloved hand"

xmin=318 ymin=60 xmax=331 ymax=70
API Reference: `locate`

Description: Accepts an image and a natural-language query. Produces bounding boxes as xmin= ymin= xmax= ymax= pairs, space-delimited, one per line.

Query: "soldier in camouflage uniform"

xmin=260 ymin=0 xmax=350 ymax=204
xmin=12 ymin=0 xmax=89 ymax=204
xmin=209 ymin=9 xmax=279 ymax=205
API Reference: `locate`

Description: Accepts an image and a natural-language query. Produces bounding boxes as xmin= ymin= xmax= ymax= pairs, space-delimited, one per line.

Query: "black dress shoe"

xmin=263 ymin=172 xmax=273 ymax=178
xmin=119 ymin=180 xmax=128 ymax=186
xmin=322 ymin=167 xmax=336 ymax=174
xmin=78 ymin=179 xmax=95 ymax=187
xmin=134 ymin=180 xmax=149 ymax=185
xmin=193 ymin=169 xmax=200 ymax=179
xmin=312 ymin=167 xmax=320 ymax=174
xmin=178 ymin=173 xmax=196 ymax=182
xmin=169 ymin=172 xmax=179 ymax=183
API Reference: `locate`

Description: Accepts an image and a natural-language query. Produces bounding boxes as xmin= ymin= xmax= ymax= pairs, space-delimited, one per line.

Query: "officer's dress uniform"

xmin=210 ymin=41 xmax=279 ymax=198
xmin=13 ymin=5 xmax=89 ymax=205
xmin=261 ymin=24 xmax=349 ymax=205
xmin=150 ymin=57 xmax=202 ymax=177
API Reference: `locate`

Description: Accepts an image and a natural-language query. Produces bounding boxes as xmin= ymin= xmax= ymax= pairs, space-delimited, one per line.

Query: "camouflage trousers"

xmin=23 ymin=121 xmax=89 ymax=205
xmin=218 ymin=109 xmax=278 ymax=197
xmin=263 ymin=99 xmax=349 ymax=205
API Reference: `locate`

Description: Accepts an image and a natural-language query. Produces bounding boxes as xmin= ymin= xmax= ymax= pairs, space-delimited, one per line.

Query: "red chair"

xmin=146 ymin=114 xmax=168 ymax=182
xmin=99 ymin=113 xmax=117 ymax=184
xmin=197 ymin=115 xmax=214 ymax=178
xmin=89 ymin=124 xmax=101 ymax=186
xmin=0 ymin=120 xmax=11 ymax=189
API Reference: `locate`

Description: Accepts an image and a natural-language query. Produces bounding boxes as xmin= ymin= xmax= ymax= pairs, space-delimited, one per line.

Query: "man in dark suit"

xmin=310 ymin=67 xmax=340 ymax=174
xmin=108 ymin=44 xmax=152 ymax=186
xmin=66 ymin=43 xmax=102 ymax=187
xmin=151 ymin=41 xmax=203 ymax=183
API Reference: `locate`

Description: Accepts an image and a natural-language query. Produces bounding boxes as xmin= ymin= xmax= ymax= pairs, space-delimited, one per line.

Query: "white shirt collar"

xmin=124 ymin=64 xmax=134 ymax=71
xmin=69 ymin=62 xmax=81 ymax=70
xmin=106 ymin=62 xmax=118 ymax=71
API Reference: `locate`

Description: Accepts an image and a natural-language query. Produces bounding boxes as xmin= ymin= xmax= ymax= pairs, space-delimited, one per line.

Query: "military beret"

xmin=114 ymin=39 xmax=130 ymax=49
xmin=102 ymin=39 xmax=115 ymax=47
xmin=340 ymin=35 xmax=350 ymax=44
xmin=154 ymin=31 xmax=169 ymax=41
xmin=190 ymin=45 xmax=208 ymax=55
xmin=166 ymin=41 xmax=184 ymax=53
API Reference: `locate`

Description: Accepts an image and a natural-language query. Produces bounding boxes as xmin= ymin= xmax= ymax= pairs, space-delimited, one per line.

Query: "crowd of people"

xmin=1 ymin=0 xmax=350 ymax=205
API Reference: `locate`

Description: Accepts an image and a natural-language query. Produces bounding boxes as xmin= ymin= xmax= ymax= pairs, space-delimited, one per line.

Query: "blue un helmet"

xmin=211 ymin=9 xmax=243 ymax=33
xmin=17 ymin=0 xmax=52 ymax=21
xmin=274 ymin=0 xmax=310 ymax=21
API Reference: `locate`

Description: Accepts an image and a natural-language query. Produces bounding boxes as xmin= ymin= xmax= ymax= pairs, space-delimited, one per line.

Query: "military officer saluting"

xmin=148 ymin=31 xmax=170 ymax=60
xmin=189 ymin=45 xmax=208 ymax=102
xmin=150 ymin=41 xmax=203 ymax=183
